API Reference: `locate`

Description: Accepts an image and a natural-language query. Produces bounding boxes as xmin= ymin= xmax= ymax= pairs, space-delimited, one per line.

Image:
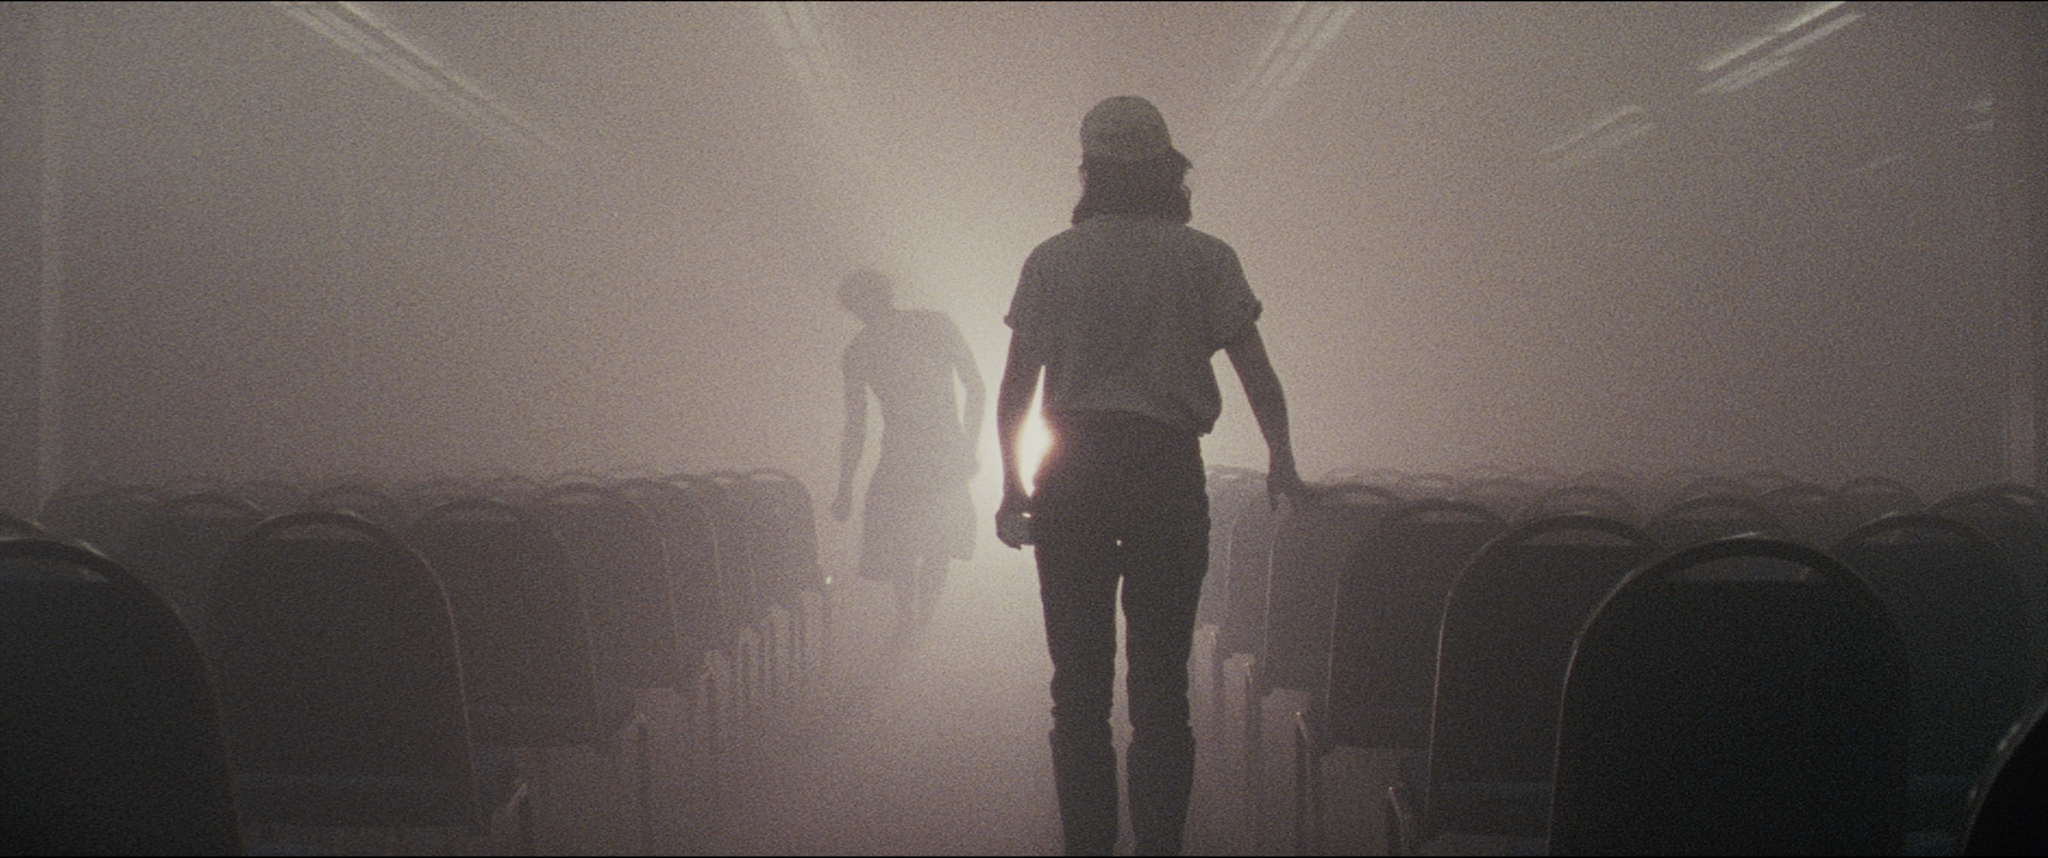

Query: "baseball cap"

xmin=1081 ymin=96 xmax=1172 ymax=162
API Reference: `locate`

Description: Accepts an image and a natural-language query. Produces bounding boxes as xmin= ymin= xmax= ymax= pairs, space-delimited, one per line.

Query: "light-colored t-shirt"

xmin=1005 ymin=214 xmax=1262 ymax=435
xmin=842 ymin=308 xmax=974 ymax=460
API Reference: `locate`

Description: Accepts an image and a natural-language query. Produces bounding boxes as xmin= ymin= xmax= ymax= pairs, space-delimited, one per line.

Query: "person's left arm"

xmin=832 ymin=349 xmax=868 ymax=522
xmin=942 ymin=317 xmax=986 ymax=472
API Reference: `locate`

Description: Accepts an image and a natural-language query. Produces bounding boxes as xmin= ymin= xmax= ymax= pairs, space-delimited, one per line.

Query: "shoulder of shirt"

xmin=1177 ymin=222 xmax=1237 ymax=250
xmin=1026 ymin=219 xmax=1239 ymax=265
xmin=1028 ymin=225 xmax=1085 ymax=251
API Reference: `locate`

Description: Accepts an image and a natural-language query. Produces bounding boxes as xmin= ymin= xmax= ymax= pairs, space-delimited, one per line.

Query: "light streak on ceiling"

xmin=270 ymin=0 xmax=564 ymax=154
xmin=1698 ymin=1 xmax=1846 ymax=72
xmin=1699 ymin=7 xmax=1864 ymax=95
xmin=1198 ymin=1 xmax=1359 ymax=163
xmin=758 ymin=2 xmax=878 ymax=174
xmin=1539 ymin=1 xmax=1866 ymax=170
xmin=1538 ymin=105 xmax=1654 ymax=172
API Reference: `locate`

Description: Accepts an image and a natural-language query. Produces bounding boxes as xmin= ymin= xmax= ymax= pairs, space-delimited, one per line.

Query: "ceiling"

xmin=299 ymin=2 xmax=2016 ymax=291
xmin=76 ymin=1 xmax=2029 ymax=486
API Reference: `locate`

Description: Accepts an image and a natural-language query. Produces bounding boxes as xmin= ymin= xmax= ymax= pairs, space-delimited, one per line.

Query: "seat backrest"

xmin=538 ymin=482 xmax=678 ymax=691
xmin=1454 ymin=475 xmax=1542 ymax=521
xmin=1256 ymin=483 xmax=1397 ymax=698
xmin=33 ymin=477 xmax=112 ymax=533
xmin=1199 ymin=466 xmax=1268 ymax=629
xmin=1961 ymin=688 xmax=2048 ymax=856
xmin=475 ymin=472 xmax=546 ymax=508
xmin=1393 ymin=471 xmax=1459 ymax=502
xmin=1215 ymin=492 xmax=1280 ymax=659
xmin=1930 ymin=485 xmax=2048 ymax=567
xmin=1422 ymin=513 xmax=1658 ymax=838
xmin=615 ymin=476 xmax=726 ymax=675
xmin=1740 ymin=469 xmax=1805 ymax=495
xmin=732 ymin=468 xmax=826 ymax=611
xmin=1643 ymin=490 xmax=1784 ymax=551
xmin=1651 ymin=472 xmax=1755 ymax=511
xmin=1550 ymin=535 xmax=1909 ymax=856
xmin=1323 ymin=497 xmax=1507 ymax=751
xmin=1836 ymin=474 xmax=1923 ymax=529
xmin=408 ymin=496 xmax=625 ymax=747
xmin=37 ymin=482 xmax=166 ymax=560
xmin=227 ymin=479 xmax=305 ymax=517
xmin=302 ymin=481 xmax=408 ymax=531
xmin=2 ymin=507 xmax=46 ymax=538
xmin=677 ymin=472 xmax=761 ymax=644
xmin=1831 ymin=512 xmax=2046 ymax=836
xmin=1760 ymin=480 xmax=1852 ymax=547
xmin=1929 ymin=484 xmax=2048 ymax=638
xmin=2 ymin=536 xmax=245 ymax=855
xmin=119 ymin=490 xmax=265 ymax=638
xmin=1514 ymin=483 xmax=1640 ymax=526
xmin=202 ymin=510 xmax=483 ymax=829
xmin=397 ymin=476 xmax=483 ymax=520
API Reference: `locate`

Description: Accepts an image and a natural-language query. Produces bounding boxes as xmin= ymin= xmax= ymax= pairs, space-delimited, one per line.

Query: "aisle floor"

xmin=692 ymin=549 xmax=1067 ymax=855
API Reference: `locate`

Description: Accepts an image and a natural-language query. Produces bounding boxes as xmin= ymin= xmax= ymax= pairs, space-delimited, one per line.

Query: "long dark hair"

xmin=1071 ymin=148 xmax=1193 ymax=225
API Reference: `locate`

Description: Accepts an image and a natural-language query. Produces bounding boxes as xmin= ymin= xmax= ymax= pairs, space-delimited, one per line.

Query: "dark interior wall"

xmin=2 ymin=3 xmax=45 ymax=514
xmin=2007 ymin=1 xmax=2048 ymax=488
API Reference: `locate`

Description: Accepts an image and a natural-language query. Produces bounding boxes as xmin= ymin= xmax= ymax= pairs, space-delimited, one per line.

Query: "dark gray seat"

xmin=1831 ymin=512 xmax=2045 ymax=850
xmin=1513 ymin=483 xmax=1640 ymax=527
xmin=1836 ymin=474 xmax=1923 ymax=531
xmin=34 ymin=481 xmax=165 ymax=560
xmin=118 ymin=490 xmax=264 ymax=639
xmin=616 ymin=476 xmax=728 ymax=687
xmin=202 ymin=510 xmax=517 ymax=834
xmin=1929 ymin=483 xmax=2048 ymax=649
xmin=301 ymin=480 xmax=409 ymax=531
xmin=1378 ymin=513 xmax=1659 ymax=854
xmin=2 ymin=536 xmax=244 ymax=855
xmin=1322 ymin=497 xmax=1507 ymax=755
xmin=1760 ymin=480 xmax=1853 ymax=547
xmin=409 ymin=495 xmax=633 ymax=748
xmin=1260 ymin=482 xmax=1403 ymax=703
xmin=1 ymin=507 xmax=45 ymax=538
xmin=1643 ymin=490 xmax=1783 ymax=550
xmin=1961 ymin=688 xmax=2048 ymax=856
xmin=539 ymin=481 xmax=680 ymax=693
xmin=1551 ymin=535 xmax=1910 ymax=855
xmin=1293 ymin=497 xmax=1508 ymax=851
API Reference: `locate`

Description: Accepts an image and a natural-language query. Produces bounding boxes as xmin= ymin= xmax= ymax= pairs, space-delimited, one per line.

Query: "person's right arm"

xmin=941 ymin=317 xmax=986 ymax=476
xmin=1224 ymin=323 xmax=1307 ymax=507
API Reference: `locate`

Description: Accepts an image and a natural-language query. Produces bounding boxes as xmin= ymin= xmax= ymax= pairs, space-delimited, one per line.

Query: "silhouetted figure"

xmin=995 ymin=96 xmax=1307 ymax=856
xmin=832 ymin=268 xmax=985 ymax=642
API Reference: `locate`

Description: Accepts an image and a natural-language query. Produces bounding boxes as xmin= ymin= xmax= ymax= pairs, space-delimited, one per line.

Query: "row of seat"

xmin=3 ymin=467 xmax=829 ymax=856
xmin=1190 ymin=467 xmax=2048 ymax=855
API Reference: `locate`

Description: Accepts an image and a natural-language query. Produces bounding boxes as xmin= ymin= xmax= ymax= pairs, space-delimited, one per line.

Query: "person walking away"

xmin=832 ymin=268 xmax=985 ymax=644
xmin=994 ymin=95 xmax=1307 ymax=856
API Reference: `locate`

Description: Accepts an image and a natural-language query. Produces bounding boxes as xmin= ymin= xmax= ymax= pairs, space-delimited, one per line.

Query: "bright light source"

xmin=1020 ymin=373 xmax=1053 ymax=496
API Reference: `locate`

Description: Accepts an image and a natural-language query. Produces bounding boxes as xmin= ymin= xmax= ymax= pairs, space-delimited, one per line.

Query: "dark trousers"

xmin=1032 ymin=411 xmax=1209 ymax=856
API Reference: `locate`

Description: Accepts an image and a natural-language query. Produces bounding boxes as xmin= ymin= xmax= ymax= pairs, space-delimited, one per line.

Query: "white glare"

xmin=1020 ymin=374 xmax=1053 ymax=497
